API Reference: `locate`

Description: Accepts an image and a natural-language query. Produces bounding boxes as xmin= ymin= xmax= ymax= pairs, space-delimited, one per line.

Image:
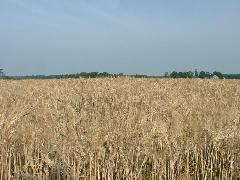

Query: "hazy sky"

xmin=0 ymin=0 xmax=240 ymax=75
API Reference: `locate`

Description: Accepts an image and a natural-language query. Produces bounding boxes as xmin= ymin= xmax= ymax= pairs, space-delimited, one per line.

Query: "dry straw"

xmin=0 ymin=78 xmax=240 ymax=179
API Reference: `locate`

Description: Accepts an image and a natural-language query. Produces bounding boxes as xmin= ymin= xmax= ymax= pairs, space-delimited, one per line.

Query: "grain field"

xmin=0 ymin=78 xmax=240 ymax=179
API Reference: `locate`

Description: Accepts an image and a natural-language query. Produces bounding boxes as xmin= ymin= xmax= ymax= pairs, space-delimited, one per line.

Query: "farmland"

xmin=0 ymin=78 xmax=240 ymax=179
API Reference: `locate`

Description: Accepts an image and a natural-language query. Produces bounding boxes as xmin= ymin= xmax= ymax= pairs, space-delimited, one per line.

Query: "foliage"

xmin=168 ymin=70 xmax=231 ymax=79
xmin=198 ymin=71 xmax=211 ymax=79
xmin=0 ymin=68 xmax=5 ymax=77
xmin=212 ymin=71 xmax=224 ymax=79
xmin=170 ymin=71 xmax=196 ymax=78
xmin=225 ymin=74 xmax=240 ymax=79
xmin=0 ymin=68 xmax=10 ymax=79
xmin=1 ymin=67 xmax=239 ymax=80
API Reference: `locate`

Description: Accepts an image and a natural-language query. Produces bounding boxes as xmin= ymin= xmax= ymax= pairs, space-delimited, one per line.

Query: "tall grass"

xmin=0 ymin=78 xmax=240 ymax=179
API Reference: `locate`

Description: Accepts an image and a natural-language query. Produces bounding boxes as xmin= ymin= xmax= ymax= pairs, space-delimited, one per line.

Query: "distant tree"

xmin=199 ymin=71 xmax=206 ymax=79
xmin=164 ymin=72 xmax=169 ymax=77
xmin=134 ymin=74 xmax=147 ymax=78
xmin=99 ymin=72 xmax=110 ymax=77
xmin=213 ymin=71 xmax=224 ymax=79
xmin=170 ymin=71 xmax=194 ymax=78
xmin=118 ymin=73 xmax=124 ymax=77
xmin=170 ymin=71 xmax=178 ymax=78
xmin=187 ymin=71 xmax=194 ymax=78
xmin=205 ymin=72 xmax=211 ymax=78
xmin=198 ymin=71 xmax=212 ymax=79
xmin=79 ymin=72 xmax=88 ymax=78
xmin=0 ymin=68 xmax=5 ymax=78
xmin=225 ymin=74 xmax=240 ymax=79
xmin=194 ymin=69 xmax=198 ymax=78
xmin=0 ymin=69 xmax=4 ymax=75
xmin=178 ymin=72 xmax=185 ymax=78
xmin=89 ymin=72 xmax=99 ymax=78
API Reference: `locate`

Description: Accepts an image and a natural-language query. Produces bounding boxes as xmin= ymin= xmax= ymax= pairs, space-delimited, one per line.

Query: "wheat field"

xmin=0 ymin=78 xmax=240 ymax=179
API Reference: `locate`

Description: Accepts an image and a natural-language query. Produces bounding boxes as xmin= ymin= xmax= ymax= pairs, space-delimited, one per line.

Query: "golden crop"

xmin=0 ymin=78 xmax=240 ymax=179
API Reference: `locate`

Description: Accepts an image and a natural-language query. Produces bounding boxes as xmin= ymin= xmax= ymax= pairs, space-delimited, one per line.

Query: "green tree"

xmin=199 ymin=71 xmax=206 ymax=79
xmin=0 ymin=68 xmax=5 ymax=77
xmin=187 ymin=71 xmax=194 ymax=78
xmin=99 ymin=72 xmax=110 ymax=77
xmin=205 ymin=72 xmax=211 ymax=78
xmin=213 ymin=71 xmax=224 ymax=79
xmin=170 ymin=71 xmax=178 ymax=78
xmin=118 ymin=73 xmax=124 ymax=77
xmin=194 ymin=69 xmax=198 ymax=78
xmin=89 ymin=72 xmax=99 ymax=78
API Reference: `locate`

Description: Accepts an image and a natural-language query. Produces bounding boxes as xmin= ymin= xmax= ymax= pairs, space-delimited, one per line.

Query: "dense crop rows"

xmin=0 ymin=78 xmax=240 ymax=179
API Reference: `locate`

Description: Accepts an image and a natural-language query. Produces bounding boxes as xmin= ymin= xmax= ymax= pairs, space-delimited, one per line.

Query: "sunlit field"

xmin=0 ymin=78 xmax=240 ymax=179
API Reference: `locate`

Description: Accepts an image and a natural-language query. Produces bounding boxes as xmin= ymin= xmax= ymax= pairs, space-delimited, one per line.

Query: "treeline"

xmin=225 ymin=74 xmax=240 ymax=79
xmin=1 ymin=69 xmax=240 ymax=80
xmin=8 ymin=72 xmax=151 ymax=80
xmin=166 ymin=70 xmax=226 ymax=79
xmin=166 ymin=70 xmax=240 ymax=79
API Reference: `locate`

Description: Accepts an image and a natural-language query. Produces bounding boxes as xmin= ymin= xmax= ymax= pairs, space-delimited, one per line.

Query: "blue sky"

xmin=0 ymin=0 xmax=240 ymax=75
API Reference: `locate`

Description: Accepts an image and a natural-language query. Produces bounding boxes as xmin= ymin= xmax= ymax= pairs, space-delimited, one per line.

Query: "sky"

xmin=0 ymin=0 xmax=240 ymax=75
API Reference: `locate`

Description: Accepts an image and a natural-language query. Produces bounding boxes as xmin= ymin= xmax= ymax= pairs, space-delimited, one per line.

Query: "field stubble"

xmin=0 ymin=78 xmax=240 ymax=179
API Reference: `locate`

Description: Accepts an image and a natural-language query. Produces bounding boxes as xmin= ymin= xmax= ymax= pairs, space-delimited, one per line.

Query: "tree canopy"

xmin=168 ymin=70 xmax=227 ymax=79
xmin=1 ymin=68 xmax=240 ymax=80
